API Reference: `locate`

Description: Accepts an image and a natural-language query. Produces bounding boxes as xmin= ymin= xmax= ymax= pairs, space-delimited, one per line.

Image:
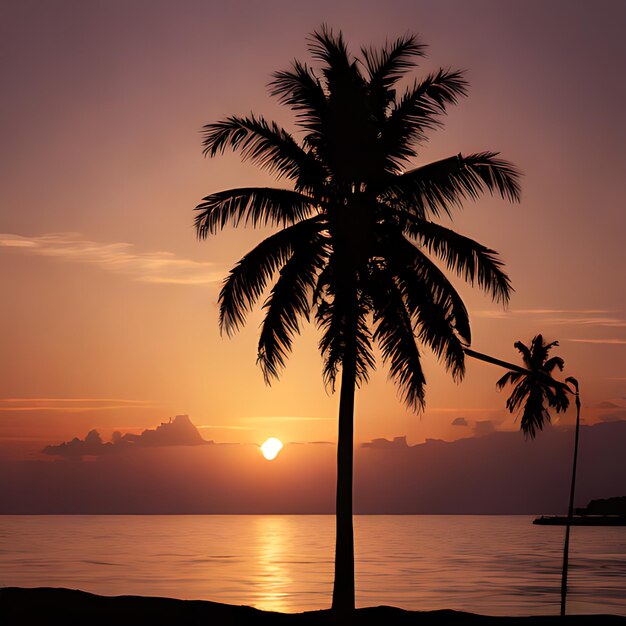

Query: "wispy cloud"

xmin=197 ymin=425 xmax=251 ymax=431
xmin=567 ymin=338 xmax=626 ymax=345
xmin=475 ymin=308 xmax=622 ymax=321
xmin=427 ymin=407 xmax=502 ymax=413
xmin=1 ymin=398 xmax=153 ymax=404
xmin=474 ymin=309 xmax=626 ymax=337
xmin=0 ymin=232 xmax=223 ymax=285
xmin=474 ymin=309 xmax=611 ymax=319
xmin=549 ymin=317 xmax=626 ymax=327
xmin=243 ymin=416 xmax=333 ymax=422
xmin=0 ymin=398 xmax=158 ymax=412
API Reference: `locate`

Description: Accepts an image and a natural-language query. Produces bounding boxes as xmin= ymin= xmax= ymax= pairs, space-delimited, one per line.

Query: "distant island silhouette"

xmin=42 ymin=414 xmax=209 ymax=459
xmin=534 ymin=495 xmax=626 ymax=526
xmin=576 ymin=496 xmax=626 ymax=516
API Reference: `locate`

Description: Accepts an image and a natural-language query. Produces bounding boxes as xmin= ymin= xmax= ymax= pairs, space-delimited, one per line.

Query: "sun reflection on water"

xmin=252 ymin=516 xmax=294 ymax=612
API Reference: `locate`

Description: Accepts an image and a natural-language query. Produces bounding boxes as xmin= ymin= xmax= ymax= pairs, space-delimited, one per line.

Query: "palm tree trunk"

xmin=331 ymin=316 xmax=357 ymax=612
xmin=561 ymin=386 xmax=581 ymax=616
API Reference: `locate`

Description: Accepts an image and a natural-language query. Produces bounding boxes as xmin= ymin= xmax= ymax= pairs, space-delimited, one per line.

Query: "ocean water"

xmin=1 ymin=515 xmax=624 ymax=615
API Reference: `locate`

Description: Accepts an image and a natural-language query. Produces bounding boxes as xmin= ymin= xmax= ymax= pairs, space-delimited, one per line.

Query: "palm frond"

xmin=519 ymin=386 xmax=550 ymax=439
xmin=544 ymin=385 xmax=570 ymax=413
xmin=305 ymin=27 xmax=382 ymax=183
xmin=362 ymin=34 xmax=426 ymax=106
xmin=513 ymin=340 xmax=532 ymax=366
xmin=257 ymin=234 xmax=329 ymax=383
xmin=308 ymin=25 xmax=354 ymax=75
xmin=194 ymin=187 xmax=317 ymax=237
xmin=392 ymin=235 xmax=471 ymax=344
xmin=401 ymin=214 xmax=512 ymax=304
xmin=369 ymin=268 xmax=426 ymax=410
xmin=544 ymin=355 xmax=565 ymax=374
xmin=381 ymin=152 xmax=521 ymax=218
xmin=308 ymin=26 xmax=369 ymax=134
xmin=495 ymin=370 xmax=523 ymax=389
xmin=382 ymin=69 xmax=468 ymax=166
xmin=269 ymin=60 xmax=326 ymax=134
xmin=317 ymin=298 xmax=375 ymax=391
xmin=461 ymin=152 xmax=522 ymax=202
xmin=218 ymin=217 xmax=325 ymax=335
xmin=505 ymin=378 xmax=533 ymax=414
xmin=201 ymin=114 xmax=324 ymax=188
xmin=390 ymin=269 xmax=466 ymax=379
xmin=316 ymin=298 xmax=342 ymax=389
xmin=315 ymin=268 xmax=375 ymax=390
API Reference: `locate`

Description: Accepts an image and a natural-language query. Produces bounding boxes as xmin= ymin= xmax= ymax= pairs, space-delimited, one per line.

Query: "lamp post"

xmin=561 ymin=377 xmax=580 ymax=617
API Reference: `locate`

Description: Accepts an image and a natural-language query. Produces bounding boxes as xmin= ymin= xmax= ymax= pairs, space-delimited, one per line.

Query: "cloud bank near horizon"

xmin=3 ymin=420 xmax=624 ymax=515
xmin=42 ymin=414 xmax=207 ymax=458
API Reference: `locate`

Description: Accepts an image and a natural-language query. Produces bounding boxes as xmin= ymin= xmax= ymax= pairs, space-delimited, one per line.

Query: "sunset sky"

xmin=1 ymin=0 xmax=625 ymax=465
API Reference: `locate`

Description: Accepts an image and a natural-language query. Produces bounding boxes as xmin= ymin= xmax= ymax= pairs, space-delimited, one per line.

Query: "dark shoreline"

xmin=1 ymin=588 xmax=625 ymax=625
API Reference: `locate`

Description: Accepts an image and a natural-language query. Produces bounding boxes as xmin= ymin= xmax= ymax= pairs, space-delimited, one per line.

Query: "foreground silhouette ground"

xmin=2 ymin=588 xmax=624 ymax=625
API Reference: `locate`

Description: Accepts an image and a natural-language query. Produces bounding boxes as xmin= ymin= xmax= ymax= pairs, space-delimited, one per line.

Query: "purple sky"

xmin=1 ymin=1 xmax=625 ymax=461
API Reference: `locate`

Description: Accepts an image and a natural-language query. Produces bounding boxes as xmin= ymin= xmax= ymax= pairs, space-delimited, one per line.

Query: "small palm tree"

xmin=195 ymin=27 xmax=521 ymax=611
xmin=495 ymin=334 xmax=570 ymax=438
xmin=492 ymin=335 xmax=580 ymax=616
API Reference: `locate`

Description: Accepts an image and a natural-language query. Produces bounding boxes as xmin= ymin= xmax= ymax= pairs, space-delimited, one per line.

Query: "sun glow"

xmin=260 ymin=437 xmax=283 ymax=461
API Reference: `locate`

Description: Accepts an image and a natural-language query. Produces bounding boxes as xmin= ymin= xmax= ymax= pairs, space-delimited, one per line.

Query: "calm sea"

xmin=0 ymin=515 xmax=624 ymax=616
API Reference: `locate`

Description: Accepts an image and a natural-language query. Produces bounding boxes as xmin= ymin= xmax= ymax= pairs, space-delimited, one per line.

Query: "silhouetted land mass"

xmin=1 ymin=588 xmax=624 ymax=625
xmin=576 ymin=496 xmax=626 ymax=515
xmin=533 ymin=495 xmax=626 ymax=524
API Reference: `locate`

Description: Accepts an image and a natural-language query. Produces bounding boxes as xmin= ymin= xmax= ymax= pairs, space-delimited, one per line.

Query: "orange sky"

xmin=1 ymin=0 xmax=625 ymax=461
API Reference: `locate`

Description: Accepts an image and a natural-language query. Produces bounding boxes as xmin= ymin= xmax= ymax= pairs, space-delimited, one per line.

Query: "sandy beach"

xmin=2 ymin=588 xmax=625 ymax=625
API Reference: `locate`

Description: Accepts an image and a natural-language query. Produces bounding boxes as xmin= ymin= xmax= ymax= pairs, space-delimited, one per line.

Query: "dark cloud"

xmin=42 ymin=429 xmax=113 ymax=459
xmin=43 ymin=415 xmax=208 ymax=459
xmin=362 ymin=436 xmax=409 ymax=449
xmin=473 ymin=420 xmax=497 ymax=437
xmin=452 ymin=417 xmax=468 ymax=427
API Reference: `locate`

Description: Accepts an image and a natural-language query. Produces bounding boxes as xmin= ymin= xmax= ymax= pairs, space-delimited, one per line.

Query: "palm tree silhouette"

xmin=194 ymin=27 xmax=521 ymax=612
xmin=495 ymin=335 xmax=570 ymax=439
xmin=489 ymin=335 xmax=580 ymax=616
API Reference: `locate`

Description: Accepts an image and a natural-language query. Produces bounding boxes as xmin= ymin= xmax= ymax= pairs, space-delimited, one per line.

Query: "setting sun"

xmin=260 ymin=438 xmax=283 ymax=461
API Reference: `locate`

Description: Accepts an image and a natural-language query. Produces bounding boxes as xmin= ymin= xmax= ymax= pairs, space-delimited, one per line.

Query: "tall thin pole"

xmin=561 ymin=379 xmax=581 ymax=617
